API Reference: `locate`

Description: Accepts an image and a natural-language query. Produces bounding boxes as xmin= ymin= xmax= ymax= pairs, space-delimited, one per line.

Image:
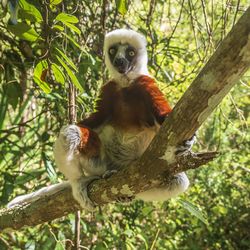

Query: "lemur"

xmin=8 ymin=29 xmax=195 ymax=209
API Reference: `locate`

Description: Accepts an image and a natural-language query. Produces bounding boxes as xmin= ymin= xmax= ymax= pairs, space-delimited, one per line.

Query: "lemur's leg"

xmin=136 ymin=134 xmax=196 ymax=202
xmin=136 ymin=172 xmax=189 ymax=201
xmin=54 ymin=125 xmax=105 ymax=210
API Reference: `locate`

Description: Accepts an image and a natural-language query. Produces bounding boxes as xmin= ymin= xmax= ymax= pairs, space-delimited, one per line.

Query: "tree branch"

xmin=0 ymin=7 xmax=250 ymax=231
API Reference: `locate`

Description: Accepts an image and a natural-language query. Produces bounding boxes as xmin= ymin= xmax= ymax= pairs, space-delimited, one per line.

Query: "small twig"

xmin=232 ymin=0 xmax=241 ymax=26
xmin=68 ymin=82 xmax=77 ymax=124
xmin=150 ymin=228 xmax=160 ymax=250
xmin=74 ymin=210 xmax=81 ymax=250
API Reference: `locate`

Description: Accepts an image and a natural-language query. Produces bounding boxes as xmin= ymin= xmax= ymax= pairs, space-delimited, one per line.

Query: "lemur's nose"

xmin=114 ymin=58 xmax=126 ymax=67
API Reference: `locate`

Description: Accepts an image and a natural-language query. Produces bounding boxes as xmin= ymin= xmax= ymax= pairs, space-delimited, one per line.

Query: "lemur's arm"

xmin=78 ymin=81 xmax=117 ymax=129
xmin=135 ymin=75 xmax=172 ymax=124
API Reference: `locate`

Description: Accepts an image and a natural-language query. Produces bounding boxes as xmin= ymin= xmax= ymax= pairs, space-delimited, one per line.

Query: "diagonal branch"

xmin=88 ymin=5 xmax=250 ymax=204
xmin=0 ymin=7 xmax=250 ymax=231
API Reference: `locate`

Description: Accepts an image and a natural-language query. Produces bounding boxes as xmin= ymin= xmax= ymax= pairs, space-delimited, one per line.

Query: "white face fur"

xmin=104 ymin=29 xmax=149 ymax=84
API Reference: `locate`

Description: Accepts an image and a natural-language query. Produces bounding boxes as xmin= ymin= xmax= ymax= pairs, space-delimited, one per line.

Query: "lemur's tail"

xmin=7 ymin=181 xmax=70 ymax=208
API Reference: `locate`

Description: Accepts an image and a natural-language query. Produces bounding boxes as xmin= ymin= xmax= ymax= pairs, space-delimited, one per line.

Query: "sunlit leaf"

xmin=116 ymin=0 xmax=128 ymax=15
xmin=55 ymin=48 xmax=78 ymax=71
xmin=19 ymin=0 xmax=42 ymax=22
xmin=179 ymin=199 xmax=209 ymax=225
xmin=51 ymin=63 xmax=65 ymax=84
xmin=52 ymin=24 xmax=64 ymax=31
xmin=50 ymin=0 xmax=63 ymax=5
xmin=7 ymin=22 xmax=40 ymax=41
xmin=63 ymin=21 xmax=81 ymax=35
xmin=56 ymin=56 xmax=83 ymax=92
xmin=33 ymin=60 xmax=51 ymax=93
xmin=55 ymin=13 xmax=79 ymax=23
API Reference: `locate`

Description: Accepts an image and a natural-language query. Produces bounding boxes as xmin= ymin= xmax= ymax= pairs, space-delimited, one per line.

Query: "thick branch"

xmin=0 ymin=152 xmax=217 ymax=230
xmin=1 ymin=7 xmax=250 ymax=230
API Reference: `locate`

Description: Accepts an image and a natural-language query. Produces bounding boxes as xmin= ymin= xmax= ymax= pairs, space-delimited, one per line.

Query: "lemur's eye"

xmin=129 ymin=50 xmax=135 ymax=57
xmin=109 ymin=48 xmax=116 ymax=55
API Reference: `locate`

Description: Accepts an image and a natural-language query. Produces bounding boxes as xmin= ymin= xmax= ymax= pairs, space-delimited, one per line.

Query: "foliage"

xmin=0 ymin=0 xmax=249 ymax=249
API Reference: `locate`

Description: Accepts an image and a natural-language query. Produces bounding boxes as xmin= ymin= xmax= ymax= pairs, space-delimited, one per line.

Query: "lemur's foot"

xmin=176 ymin=133 xmax=196 ymax=155
xmin=71 ymin=176 xmax=100 ymax=211
xmin=102 ymin=169 xmax=118 ymax=179
xmin=60 ymin=125 xmax=81 ymax=153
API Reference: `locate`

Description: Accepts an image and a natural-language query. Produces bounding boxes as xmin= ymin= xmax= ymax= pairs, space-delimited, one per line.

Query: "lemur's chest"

xmin=111 ymin=85 xmax=155 ymax=129
xmin=97 ymin=124 xmax=159 ymax=169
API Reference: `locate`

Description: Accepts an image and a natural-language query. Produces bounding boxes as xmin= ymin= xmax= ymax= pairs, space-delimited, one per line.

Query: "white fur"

xmin=104 ymin=29 xmax=149 ymax=85
xmin=98 ymin=124 xmax=158 ymax=168
xmin=53 ymin=125 xmax=83 ymax=180
xmin=53 ymin=125 xmax=108 ymax=209
xmin=136 ymin=173 xmax=189 ymax=201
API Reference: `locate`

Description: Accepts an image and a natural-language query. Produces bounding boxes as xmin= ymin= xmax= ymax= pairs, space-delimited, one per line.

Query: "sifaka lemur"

xmin=8 ymin=29 xmax=195 ymax=210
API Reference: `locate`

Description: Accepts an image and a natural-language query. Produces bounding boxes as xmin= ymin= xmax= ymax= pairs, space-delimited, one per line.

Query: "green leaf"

xmin=1 ymin=181 xmax=14 ymax=203
xmin=141 ymin=206 xmax=154 ymax=216
xmin=56 ymin=56 xmax=83 ymax=92
xmin=116 ymin=0 xmax=128 ymax=15
xmin=52 ymin=24 xmax=64 ymax=31
xmin=19 ymin=0 xmax=42 ymax=22
xmin=63 ymin=21 xmax=81 ymax=35
xmin=50 ymin=0 xmax=63 ymax=5
xmin=33 ymin=60 xmax=51 ymax=93
xmin=51 ymin=63 xmax=65 ymax=84
xmin=13 ymin=94 xmax=32 ymax=124
xmin=0 ymin=93 xmax=7 ymax=130
xmin=55 ymin=13 xmax=79 ymax=23
xmin=62 ymin=32 xmax=81 ymax=49
xmin=55 ymin=48 xmax=78 ymax=71
xmin=42 ymin=152 xmax=57 ymax=183
xmin=3 ymin=81 xmax=23 ymax=110
xmin=7 ymin=22 xmax=40 ymax=42
xmin=179 ymin=199 xmax=209 ymax=225
xmin=15 ymin=170 xmax=44 ymax=185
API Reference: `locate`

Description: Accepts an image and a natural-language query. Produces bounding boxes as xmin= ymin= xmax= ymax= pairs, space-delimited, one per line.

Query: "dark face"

xmin=108 ymin=43 xmax=136 ymax=74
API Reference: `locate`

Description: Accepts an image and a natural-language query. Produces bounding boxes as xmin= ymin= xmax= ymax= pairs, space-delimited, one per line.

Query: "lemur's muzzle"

xmin=114 ymin=57 xmax=129 ymax=74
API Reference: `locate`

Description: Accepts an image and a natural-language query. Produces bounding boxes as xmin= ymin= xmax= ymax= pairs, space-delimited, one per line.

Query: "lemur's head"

xmin=104 ymin=29 xmax=149 ymax=82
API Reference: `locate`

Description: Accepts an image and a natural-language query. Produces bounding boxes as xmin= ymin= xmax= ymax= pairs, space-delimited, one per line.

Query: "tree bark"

xmin=0 ymin=6 xmax=250 ymax=231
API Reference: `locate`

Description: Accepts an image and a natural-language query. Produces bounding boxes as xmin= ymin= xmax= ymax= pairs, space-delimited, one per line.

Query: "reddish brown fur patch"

xmin=78 ymin=127 xmax=101 ymax=158
xmin=135 ymin=75 xmax=172 ymax=124
xmin=79 ymin=75 xmax=172 ymax=130
xmin=78 ymin=81 xmax=118 ymax=129
xmin=78 ymin=75 xmax=172 ymax=156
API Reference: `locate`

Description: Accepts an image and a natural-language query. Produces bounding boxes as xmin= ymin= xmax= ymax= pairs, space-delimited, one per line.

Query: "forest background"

xmin=0 ymin=0 xmax=249 ymax=249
